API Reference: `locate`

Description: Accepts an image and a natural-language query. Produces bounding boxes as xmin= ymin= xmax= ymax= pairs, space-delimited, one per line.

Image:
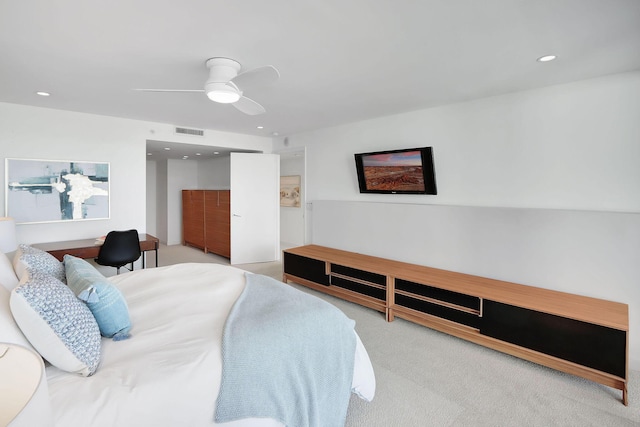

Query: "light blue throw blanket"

xmin=215 ymin=273 xmax=356 ymax=427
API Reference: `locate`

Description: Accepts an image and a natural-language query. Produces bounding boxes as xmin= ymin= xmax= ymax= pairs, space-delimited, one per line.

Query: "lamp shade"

xmin=0 ymin=217 xmax=18 ymax=253
xmin=0 ymin=343 xmax=53 ymax=427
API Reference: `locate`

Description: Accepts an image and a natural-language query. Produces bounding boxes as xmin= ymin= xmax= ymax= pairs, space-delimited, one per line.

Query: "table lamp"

xmin=0 ymin=343 xmax=53 ymax=427
xmin=0 ymin=217 xmax=18 ymax=254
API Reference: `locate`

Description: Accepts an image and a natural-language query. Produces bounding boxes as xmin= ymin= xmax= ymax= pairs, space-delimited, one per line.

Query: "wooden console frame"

xmin=282 ymin=244 xmax=629 ymax=405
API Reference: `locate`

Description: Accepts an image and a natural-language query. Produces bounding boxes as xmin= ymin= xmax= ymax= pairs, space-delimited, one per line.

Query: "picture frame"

xmin=5 ymin=158 xmax=110 ymax=224
xmin=280 ymin=175 xmax=301 ymax=207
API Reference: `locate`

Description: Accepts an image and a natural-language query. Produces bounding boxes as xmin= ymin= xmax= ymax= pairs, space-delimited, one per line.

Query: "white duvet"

xmin=47 ymin=263 xmax=375 ymax=427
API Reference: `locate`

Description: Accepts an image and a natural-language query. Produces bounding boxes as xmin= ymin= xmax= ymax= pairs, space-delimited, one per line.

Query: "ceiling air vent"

xmin=175 ymin=126 xmax=204 ymax=137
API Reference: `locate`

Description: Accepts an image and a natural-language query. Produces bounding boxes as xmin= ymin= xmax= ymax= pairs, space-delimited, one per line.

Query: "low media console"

xmin=282 ymin=244 xmax=629 ymax=405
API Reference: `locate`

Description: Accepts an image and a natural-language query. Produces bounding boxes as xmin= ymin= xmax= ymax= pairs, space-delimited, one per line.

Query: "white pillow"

xmin=0 ymin=252 xmax=19 ymax=291
xmin=10 ymin=271 xmax=101 ymax=376
xmin=13 ymin=244 xmax=66 ymax=283
xmin=0 ymin=284 xmax=34 ymax=350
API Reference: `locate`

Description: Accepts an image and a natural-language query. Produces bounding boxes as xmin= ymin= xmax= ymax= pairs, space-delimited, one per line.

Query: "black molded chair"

xmin=95 ymin=230 xmax=141 ymax=274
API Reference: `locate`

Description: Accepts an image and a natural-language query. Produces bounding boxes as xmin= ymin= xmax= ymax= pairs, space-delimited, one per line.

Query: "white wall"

xmin=198 ymin=156 xmax=231 ymax=189
xmin=145 ymin=130 xmax=271 ymax=245
xmin=149 ymin=155 xmax=233 ymax=245
xmin=145 ymin=160 xmax=157 ymax=237
xmin=279 ymin=71 xmax=640 ymax=212
xmin=280 ymin=155 xmax=305 ymax=247
xmin=0 ymin=103 xmax=273 ymax=247
xmin=166 ymin=159 xmax=198 ymax=245
xmin=155 ymin=160 xmax=168 ymax=243
xmin=0 ymin=103 xmax=151 ymax=244
xmin=274 ymin=71 xmax=640 ymax=370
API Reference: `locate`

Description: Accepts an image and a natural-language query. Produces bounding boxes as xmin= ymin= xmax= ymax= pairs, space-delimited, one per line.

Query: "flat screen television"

xmin=354 ymin=147 xmax=437 ymax=194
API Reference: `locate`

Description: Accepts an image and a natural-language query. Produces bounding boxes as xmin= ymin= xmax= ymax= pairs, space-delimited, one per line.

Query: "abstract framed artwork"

xmin=280 ymin=175 xmax=301 ymax=207
xmin=5 ymin=158 xmax=110 ymax=224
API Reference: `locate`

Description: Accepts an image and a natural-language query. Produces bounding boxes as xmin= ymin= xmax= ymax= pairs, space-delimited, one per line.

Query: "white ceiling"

xmin=145 ymin=140 xmax=256 ymax=161
xmin=1 ymin=1 xmax=639 ymax=142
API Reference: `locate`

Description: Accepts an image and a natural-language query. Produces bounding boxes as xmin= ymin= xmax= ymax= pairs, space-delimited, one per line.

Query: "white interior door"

xmin=230 ymin=153 xmax=280 ymax=265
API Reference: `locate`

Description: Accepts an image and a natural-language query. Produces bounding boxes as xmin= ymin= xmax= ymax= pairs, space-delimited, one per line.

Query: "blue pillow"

xmin=63 ymin=255 xmax=132 ymax=341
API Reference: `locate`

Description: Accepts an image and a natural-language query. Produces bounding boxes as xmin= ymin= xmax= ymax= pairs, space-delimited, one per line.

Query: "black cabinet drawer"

xmin=481 ymin=300 xmax=626 ymax=378
xmin=396 ymin=279 xmax=480 ymax=311
xmin=331 ymin=276 xmax=386 ymax=300
xmin=331 ymin=264 xmax=386 ymax=286
xmin=283 ymin=253 xmax=329 ymax=286
xmin=395 ymin=294 xmax=480 ymax=328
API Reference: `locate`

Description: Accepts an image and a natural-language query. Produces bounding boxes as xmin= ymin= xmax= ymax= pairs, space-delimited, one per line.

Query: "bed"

xmin=0 ymin=248 xmax=375 ymax=427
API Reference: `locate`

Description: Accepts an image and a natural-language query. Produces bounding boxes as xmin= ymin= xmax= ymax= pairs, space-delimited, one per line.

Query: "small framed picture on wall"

xmin=280 ymin=175 xmax=301 ymax=207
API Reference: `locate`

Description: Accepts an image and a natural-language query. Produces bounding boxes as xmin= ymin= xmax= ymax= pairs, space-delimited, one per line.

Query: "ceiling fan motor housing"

xmin=205 ymin=57 xmax=242 ymax=102
xmin=206 ymin=57 xmax=241 ymax=82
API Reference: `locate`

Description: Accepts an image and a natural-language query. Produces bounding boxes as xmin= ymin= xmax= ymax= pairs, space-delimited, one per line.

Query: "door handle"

xmin=233 ymin=214 xmax=241 ymax=217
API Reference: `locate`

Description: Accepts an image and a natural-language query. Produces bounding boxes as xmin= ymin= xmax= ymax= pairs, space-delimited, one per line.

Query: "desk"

xmin=32 ymin=234 xmax=159 ymax=268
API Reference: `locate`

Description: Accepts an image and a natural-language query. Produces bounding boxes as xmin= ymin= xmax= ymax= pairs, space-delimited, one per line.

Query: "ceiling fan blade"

xmin=133 ymin=89 xmax=204 ymax=93
xmin=232 ymin=96 xmax=266 ymax=115
xmin=230 ymin=65 xmax=279 ymax=89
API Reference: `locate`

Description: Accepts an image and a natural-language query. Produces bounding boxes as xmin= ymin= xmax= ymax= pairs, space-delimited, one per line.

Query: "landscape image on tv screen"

xmin=361 ymin=150 xmax=425 ymax=192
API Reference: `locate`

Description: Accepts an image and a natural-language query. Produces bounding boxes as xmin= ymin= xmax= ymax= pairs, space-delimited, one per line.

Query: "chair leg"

xmin=116 ymin=267 xmax=121 ymax=275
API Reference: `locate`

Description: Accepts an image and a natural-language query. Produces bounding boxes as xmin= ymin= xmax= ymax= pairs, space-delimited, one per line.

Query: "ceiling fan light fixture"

xmin=205 ymin=82 xmax=241 ymax=103
xmin=136 ymin=57 xmax=276 ymax=114
xmin=207 ymin=89 xmax=240 ymax=103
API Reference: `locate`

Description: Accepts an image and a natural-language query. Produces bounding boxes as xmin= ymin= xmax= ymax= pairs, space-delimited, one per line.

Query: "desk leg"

xmin=155 ymin=244 xmax=159 ymax=267
xmin=142 ymin=251 xmax=146 ymax=269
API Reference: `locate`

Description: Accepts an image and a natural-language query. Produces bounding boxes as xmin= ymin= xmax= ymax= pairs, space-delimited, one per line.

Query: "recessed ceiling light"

xmin=183 ymin=156 xmax=189 ymax=159
xmin=214 ymin=152 xmax=220 ymax=155
xmin=147 ymin=153 xmax=152 ymax=156
xmin=537 ymin=55 xmax=557 ymax=62
xmin=272 ymin=132 xmax=279 ymax=136
xmin=257 ymin=126 xmax=264 ymax=129
xmin=196 ymin=153 xmax=201 ymax=156
xmin=164 ymin=147 xmax=171 ymax=150
xmin=36 ymin=91 xmax=50 ymax=96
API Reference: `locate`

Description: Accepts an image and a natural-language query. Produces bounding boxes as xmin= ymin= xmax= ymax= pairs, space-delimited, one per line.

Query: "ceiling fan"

xmin=135 ymin=57 xmax=279 ymax=115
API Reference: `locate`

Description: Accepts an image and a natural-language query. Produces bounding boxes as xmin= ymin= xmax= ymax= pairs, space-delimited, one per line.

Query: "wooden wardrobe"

xmin=182 ymin=190 xmax=230 ymax=258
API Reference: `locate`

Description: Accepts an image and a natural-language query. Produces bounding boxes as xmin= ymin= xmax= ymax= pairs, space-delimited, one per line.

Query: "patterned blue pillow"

xmin=13 ymin=244 xmax=66 ymax=283
xmin=10 ymin=271 xmax=101 ymax=376
xmin=64 ymin=255 xmax=132 ymax=341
